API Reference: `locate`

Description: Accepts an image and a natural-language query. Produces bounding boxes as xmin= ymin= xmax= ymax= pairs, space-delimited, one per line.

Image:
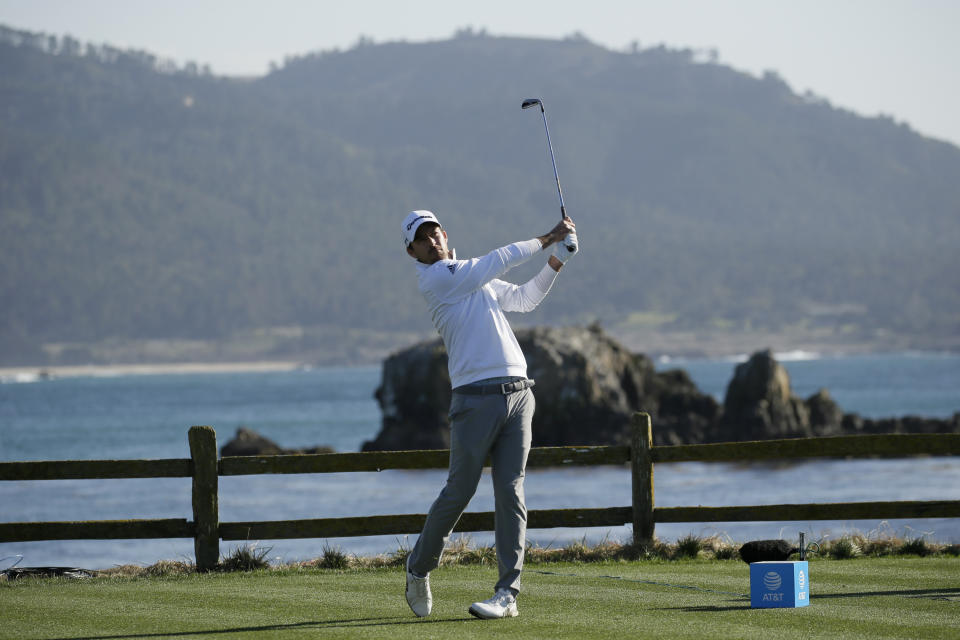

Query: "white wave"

xmin=0 ymin=372 xmax=52 ymax=384
xmin=774 ymin=350 xmax=822 ymax=362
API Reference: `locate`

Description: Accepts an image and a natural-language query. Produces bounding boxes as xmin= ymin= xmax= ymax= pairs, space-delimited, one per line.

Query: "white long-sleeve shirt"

xmin=414 ymin=238 xmax=558 ymax=388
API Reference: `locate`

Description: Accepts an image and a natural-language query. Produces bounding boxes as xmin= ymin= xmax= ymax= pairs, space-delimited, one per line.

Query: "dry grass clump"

xmin=827 ymin=537 xmax=862 ymax=560
xmin=898 ymin=537 xmax=933 ymax=557
xmin=441 ymin=536 xmax=496 ymax=566
xmin=673 ymin=534 xmax=705 ymax=559
xmin=316 ymin=543 xmax=351 ymax=570
xmin=295 ymin=544 xmax=353 ymax=570
xmin=696 ymin=534 xmax=739 ymax=560
xmin=856 ymin=534 xmax=901 ymax=557
xmin=292 ymin=537 xmax=419 ymax=571
xmin=98 ymin=560 xmax=194 ymax=578
xmin=218 ymin=543 xmax=272 ymax=572
xmin=815 ymin=526 xmax=956 ymax=560
xmin=526 ymin=538 xmax=600 ymax=563
xmin=146 ymin=560 xmax=195 ymax=576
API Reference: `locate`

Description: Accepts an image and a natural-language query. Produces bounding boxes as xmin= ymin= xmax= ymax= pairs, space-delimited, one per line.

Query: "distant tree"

xmin=61 ymin=35 xmax=81 ymax=56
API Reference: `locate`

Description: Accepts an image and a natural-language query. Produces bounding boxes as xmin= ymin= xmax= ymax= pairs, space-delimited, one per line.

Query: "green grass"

xmin=2 ymin=557 xmax=958 ymax=639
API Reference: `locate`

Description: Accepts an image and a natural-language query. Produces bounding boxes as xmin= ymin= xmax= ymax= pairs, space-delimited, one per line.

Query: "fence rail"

xmin=0 ymin=459 xmax=192 ymax=481
xmin=2 ymin=413 xmax=958 ymax=570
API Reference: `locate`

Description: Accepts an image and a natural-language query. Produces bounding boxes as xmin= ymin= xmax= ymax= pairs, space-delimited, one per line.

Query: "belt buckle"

xmin=500 ymin=380 xmax=523 ymax=394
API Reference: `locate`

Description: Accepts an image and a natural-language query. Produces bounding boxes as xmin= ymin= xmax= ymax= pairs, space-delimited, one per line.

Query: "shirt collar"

xmin=413 ymin=248 xmax=457 ymax=271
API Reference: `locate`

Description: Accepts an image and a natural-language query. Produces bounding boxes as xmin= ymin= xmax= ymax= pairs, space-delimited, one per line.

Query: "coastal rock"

xmin=714 ymin=350 xmax=846 ymax=442
xmin=806 ymin=388 xmax=846 ymax=435
xmin=646 ymin=367 xmax=722 ymax=445
xmin=362 ymin=324 xmax=720 ymax=450
xmin=854 ymin=413 xmax=960 ymax=435
xmin=710 ymin=350 xmax=960 ymax=442
xmin=220 ymin=427 xmax=334 ymax=456
xmin=367 ymin=340 xmax=453 ymax=451
xmin=364 ymin=332 xmax=959 ymax=451
xmin=518 ymin=325 xmax=651 ymax=447
xmin=716 ymin=350 xmax=805 ymax=441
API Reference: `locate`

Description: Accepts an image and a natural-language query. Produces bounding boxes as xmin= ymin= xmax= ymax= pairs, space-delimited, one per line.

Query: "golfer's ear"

xmin=406 ymin=245 xmax=416 ymax=259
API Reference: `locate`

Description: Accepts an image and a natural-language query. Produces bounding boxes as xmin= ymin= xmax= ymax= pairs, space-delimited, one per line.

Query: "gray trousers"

xmin=407 ymin=380 xmax=534 ymax=594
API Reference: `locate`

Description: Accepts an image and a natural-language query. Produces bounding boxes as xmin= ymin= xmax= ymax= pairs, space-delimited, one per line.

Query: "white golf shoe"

xmin=405 ymin=559 xmax=432 ymax=617
xmin=469 ymin=589 xmax=519 ymax=619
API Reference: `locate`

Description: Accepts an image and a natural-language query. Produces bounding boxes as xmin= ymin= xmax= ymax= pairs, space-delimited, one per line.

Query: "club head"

xmin=521 ymin=98 xmax=542 ymax=110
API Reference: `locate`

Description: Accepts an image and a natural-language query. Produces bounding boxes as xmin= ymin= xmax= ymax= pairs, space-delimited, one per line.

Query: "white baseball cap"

xmin=401 ymin=210 xmax=441 ymax=248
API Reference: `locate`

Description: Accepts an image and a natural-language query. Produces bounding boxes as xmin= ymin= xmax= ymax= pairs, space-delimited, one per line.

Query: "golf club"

xmin=521 ymin=97 xmax=567 ymax=221
xmin=522 ymin=97 xmax=575 ymax=252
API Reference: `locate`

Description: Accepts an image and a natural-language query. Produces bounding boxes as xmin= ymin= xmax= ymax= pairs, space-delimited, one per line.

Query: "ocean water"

xmin=2 ymin=352 xmax=959 ymax=570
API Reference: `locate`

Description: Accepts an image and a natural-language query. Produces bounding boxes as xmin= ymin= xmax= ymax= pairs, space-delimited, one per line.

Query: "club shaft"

xmin=539 ymin=107 xmax=566 ymax=219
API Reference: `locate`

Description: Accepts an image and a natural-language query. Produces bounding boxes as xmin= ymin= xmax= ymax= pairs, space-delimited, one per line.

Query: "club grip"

xmin=559 ymin=205 xmax=575 ymax=251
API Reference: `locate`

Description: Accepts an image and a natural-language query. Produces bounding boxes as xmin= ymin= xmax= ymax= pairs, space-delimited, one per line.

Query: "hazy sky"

xmin=2 ymin=0 xmax=958 ymax=147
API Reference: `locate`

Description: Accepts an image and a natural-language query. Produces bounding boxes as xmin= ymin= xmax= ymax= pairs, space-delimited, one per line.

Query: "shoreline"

xmin=4 ymin=324 xmax=957 ymax=378
xmin=611 ymin=327 xmax=960 ymax=361
xmin=3 ymin=328 xmax=958 ymax=381
xmin=3 ymin=347 xmax=960 ymax=382
xmin=0 ymin=360 xmax=305 ymax=380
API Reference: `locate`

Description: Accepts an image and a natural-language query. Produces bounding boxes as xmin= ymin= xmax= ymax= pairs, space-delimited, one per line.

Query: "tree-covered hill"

xmin=1 ymin=26 xmax=958 ymax=364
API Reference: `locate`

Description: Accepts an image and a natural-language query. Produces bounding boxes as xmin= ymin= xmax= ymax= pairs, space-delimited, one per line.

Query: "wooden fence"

xmin=2 ymin=412 xmax=959 ymax=571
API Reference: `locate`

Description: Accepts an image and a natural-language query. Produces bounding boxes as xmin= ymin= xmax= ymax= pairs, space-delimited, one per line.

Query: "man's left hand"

xmin=552 ymin=231 xmax=578 ymax=262
xmin=549 ymin=231 xmax=578 ymax=270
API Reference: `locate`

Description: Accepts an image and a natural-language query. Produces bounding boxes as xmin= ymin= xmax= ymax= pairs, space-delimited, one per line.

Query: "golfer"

xmin=401 ymin=209 xmax=577 ymax=619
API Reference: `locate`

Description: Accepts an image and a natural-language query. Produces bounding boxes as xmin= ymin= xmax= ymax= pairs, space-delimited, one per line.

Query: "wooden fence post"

xmin=189 ymin=426 xmax=219 ymax=571
xmin=630 ymin=412 xmax=654 ymax=546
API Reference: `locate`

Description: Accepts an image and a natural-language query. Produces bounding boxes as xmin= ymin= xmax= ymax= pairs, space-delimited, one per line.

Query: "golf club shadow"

xmin=812 ymin=587 xmax=960 ymax=600
xmin=656 ymin=586 xmax=960 ymax=612
xmin=655 ymin=601 xmax=752 ymax=613
xmin=43 ymin=615 xmax=480 ymax=640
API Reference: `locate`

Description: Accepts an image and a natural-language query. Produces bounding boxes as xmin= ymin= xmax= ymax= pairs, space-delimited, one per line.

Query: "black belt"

xmin=453 ymin=379 xmax=535 ymax=395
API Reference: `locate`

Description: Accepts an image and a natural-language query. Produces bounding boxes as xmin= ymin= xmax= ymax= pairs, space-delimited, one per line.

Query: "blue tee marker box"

xmin=750 ymin=561 xmax=809 ymax=608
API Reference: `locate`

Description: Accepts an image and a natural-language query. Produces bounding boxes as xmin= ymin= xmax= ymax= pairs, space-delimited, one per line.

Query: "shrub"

xmin=219 ymin=543 xmax=271 ymax=572
xmin=319 ymin=543 xmax=350 ymax=570
xmin=898 ymin=537 xmax=932 ymax=557
xmin=829 ymin=537 xmax=862 ymax=560
xmin=712 ymin=544 xmax=739 ymax=560
xmin=673 ymin=535 xmax=704 ymax=559
xmin=388 ymin=538 xmax=412 ymax=568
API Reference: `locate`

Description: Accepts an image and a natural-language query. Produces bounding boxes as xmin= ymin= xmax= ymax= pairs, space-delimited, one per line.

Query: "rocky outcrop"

xmin=220 ymin=427 xmax=334 ymax=457
xmin=517 ymin=325 xmax=654 ymax=447
xmin=368 ymin=340 xmax=455 ymax=451
xmin=843 ymin=412 xmax=960 ymax=435
xmin=711 ymin=350 xmax=845 ymax=442
xmin=364 ymin=327 xmax=958 ymax=451
xmin=712 ymin=350 xmax=960 ymax=442
xmin=363 ymin=325 xmax=720 ymax=450
xmin=646 ymin=367 xmax=722 ymax=445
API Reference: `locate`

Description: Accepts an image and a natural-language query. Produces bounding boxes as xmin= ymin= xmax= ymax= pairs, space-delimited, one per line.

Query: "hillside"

xmin=1 ymin=25 xmax=958 ymax=365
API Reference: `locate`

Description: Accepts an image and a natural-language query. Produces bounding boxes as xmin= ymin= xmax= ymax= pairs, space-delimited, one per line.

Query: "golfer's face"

xmin=409 ymin=223 xmax=449 ymax=264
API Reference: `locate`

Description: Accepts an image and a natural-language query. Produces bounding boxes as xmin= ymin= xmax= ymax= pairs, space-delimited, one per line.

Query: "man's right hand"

xmin=538 ymin=216 xmax=576 ymax=249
